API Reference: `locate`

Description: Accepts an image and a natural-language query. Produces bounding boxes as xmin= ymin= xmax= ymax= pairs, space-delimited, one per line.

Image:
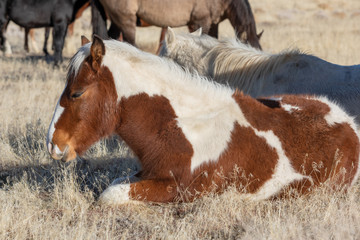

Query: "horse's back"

xmin=7 ymin=0 xmax=72 ymax=27
xmin=137 ymin=0 xmax=197 ymax=27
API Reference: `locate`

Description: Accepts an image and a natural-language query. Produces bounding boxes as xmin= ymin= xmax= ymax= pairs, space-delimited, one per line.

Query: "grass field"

xmin=1 ymin=0 xmax=360 ymax=239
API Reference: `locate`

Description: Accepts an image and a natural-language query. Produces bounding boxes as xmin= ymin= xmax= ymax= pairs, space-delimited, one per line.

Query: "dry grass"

xmin=1 ymin=0 xmax=360 ymax=239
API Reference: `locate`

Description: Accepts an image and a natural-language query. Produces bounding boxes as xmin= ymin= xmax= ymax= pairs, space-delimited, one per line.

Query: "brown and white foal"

xmin=47 ymin=36 xmax=360 ymax=204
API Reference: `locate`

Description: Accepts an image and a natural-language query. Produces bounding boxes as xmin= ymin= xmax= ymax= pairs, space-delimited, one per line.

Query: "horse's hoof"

xmin=53 ymin=63 xmax=60 ymax=69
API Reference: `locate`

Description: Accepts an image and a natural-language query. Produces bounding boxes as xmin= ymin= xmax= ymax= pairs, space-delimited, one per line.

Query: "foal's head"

xmin=47 ymin=36 xmax=119 ymax=162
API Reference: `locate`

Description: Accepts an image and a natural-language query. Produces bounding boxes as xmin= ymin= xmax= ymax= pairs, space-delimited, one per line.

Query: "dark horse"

xmin=91 ymin=0 xmax=263 ymax=50
xmin=0 ymin=0 xmax=88 ymax=64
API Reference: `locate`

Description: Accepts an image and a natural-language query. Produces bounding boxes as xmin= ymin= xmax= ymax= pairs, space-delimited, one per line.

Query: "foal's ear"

xmin=90 ymin=35 xmax=106 ymax=71
xmin=81 ymin=35 xmax=90 ymax=46
xmin=166 ymin=27 xmax=176 ymax=44
xmin=191 ymin=28 xmax=202 ymax=37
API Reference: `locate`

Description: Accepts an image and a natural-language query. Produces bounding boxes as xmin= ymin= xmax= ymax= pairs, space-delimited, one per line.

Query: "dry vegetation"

xmin=1 ymin=0 xmax=360 ymax=239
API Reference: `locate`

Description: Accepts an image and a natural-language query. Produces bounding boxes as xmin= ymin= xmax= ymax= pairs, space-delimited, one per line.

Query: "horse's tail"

xmin=90 ymin=0 xmax=108 ymax=38
xmin=227 ymin=0 xmax=262 ymax=50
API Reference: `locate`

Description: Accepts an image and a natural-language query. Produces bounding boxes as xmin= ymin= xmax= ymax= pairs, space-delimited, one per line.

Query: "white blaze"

xmin=46 ymin=95 xmax=65 ymax=153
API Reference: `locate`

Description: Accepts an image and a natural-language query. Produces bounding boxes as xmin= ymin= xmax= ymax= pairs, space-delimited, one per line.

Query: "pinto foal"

xmin=47 ymin=36 xmax=360 ymax=204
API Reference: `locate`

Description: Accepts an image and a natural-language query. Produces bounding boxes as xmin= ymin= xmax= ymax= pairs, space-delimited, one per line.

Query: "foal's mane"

xmin=208 ymin=39 xmax=305 ymax=90
xmin=68 ymin=40 xmax=235 ymax=112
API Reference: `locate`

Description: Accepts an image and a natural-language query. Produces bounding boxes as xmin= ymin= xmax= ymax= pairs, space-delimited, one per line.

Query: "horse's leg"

xmin=29 ymin=29 xmax=39 ymax=53
xmin=91 ymin=0 xmax=108 ymax=38
xmin=52 ymin=21 xmax=67 ymax=65
xmin=43 ymin=27 xmax=50 ymax=55
xmin=114 ymin=14 xmax=136 ymax=45
xmin=99 ymin=179 xmax=177 ymax=204
xmin=155 ymin=27 xmax=167 ymax=55
xmin=188 ymin=18 xmax=211 ymax=35
xmin=208 ymin=23 xmax=219 ymax=39
xmin=68 ymin=22 xmax=74 ymax=37
xmin=107 ymin=22 xmax=121 ymax=40
xmin=0 ymin=17 xmax=11 ymax=55
xmin=24 ymin=28 xmax=29 ymax=52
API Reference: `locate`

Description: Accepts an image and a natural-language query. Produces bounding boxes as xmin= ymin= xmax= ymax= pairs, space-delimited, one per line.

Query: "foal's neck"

xmin=116 ymin=93 xmax=178 ymax=158
xmin=116 ymin=93 xmax=193 ymax=178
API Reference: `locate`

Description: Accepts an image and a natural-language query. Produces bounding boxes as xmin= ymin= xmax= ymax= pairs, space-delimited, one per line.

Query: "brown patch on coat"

xmin=117 ymin=93 xmax=194 ymax=202
xmin=188 ymin=124 xmax=279 ymax=200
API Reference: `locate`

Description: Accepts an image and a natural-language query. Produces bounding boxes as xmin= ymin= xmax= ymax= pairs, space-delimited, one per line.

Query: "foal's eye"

xmin=71 ymin=92 xmax=84 ymax=99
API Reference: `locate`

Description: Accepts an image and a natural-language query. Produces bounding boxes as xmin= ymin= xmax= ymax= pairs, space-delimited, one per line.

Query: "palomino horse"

xmin=160 ymin=29 xmax=360 ymax=125
xmin=47 ymin=36 xmax=360 ymax=204
xmin=91 ymin=0 xmax=262 ymax=49
xmin=0 ymin=0 xmax=88 ymax=64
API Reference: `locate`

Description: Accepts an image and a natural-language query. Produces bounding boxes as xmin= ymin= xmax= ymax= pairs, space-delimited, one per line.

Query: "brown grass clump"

xmin=1 ymin=0 xmax=360 ymax=239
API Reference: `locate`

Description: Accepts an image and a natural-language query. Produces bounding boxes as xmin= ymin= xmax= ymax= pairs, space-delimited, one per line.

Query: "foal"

xmin=47 ymin=36 xmax=360 ymax=204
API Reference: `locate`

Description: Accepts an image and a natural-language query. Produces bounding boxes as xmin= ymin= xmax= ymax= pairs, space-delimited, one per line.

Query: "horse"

xmin=91 ymin=0 xmax=262 ymax=49
xmin=23 ymin=2 xmax=90 ymax=55
xmin=159 ymin=29 xmax=360 ymax=125
xmin=0 ymin=0 xmax=89 ymax=64
xmin=46 ymin=35 xmax=360 ymax=204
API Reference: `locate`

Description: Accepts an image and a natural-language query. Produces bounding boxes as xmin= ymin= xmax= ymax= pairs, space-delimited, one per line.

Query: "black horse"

xmin=0 ymin=0 xmax=88 ymax=65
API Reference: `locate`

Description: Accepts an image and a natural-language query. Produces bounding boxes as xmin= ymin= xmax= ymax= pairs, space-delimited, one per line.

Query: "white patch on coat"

xmin=99 ymin=183 xmax=131 ymax=205
xmin=47 ymin=98 xmax=65 ymax=152
xmin=315 ymin=96 xmax=356 ymax=126
xmin=282 ymin=104 xmax=301 ymax=113
xmin=250 ymin=129 xmax=311 ymax=200
xmin=315 ymin=96 xmax=360 ymax=186
xmin=53 ymin=145 xmax=63 ymax=155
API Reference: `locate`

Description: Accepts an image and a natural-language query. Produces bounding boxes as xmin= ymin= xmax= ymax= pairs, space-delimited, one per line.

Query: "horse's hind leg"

xmin=113 ymin=14 xmax=136 ymax=45
xmin=24 ymin=28 xmax=30 ymax=52
xmin=188 ymin=18 xmax=212 ymax=35
xmin=29 ymin=29 xmax=39 ymax=53
xmin=99 ymin=179 xmax=177 ymax=205
xmin=52 ymin=21 xmax=67 ymax=65
xmin=107 ymin=22 xmax=121 ymax=40
xmin=0 ymin=19 xmax=11 ymax=55
xmin=43 ymin=27 xmax=50 ymax=55
xmin=91 ymin=0 xmax=108 ymax=38
xmin=208 ymin=23 xmax=219 ymax=39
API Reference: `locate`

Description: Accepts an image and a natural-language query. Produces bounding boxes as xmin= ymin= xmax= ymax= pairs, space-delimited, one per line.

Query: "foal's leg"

xmin=52 ymin=21 xmax=67 ymax=65
xmin=99 ymin=179 xmax=177 ymax=205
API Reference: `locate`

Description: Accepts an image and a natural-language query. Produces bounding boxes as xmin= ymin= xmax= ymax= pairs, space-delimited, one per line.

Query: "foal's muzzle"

xmin=48 ymin=142 xmax=69 ymax=162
